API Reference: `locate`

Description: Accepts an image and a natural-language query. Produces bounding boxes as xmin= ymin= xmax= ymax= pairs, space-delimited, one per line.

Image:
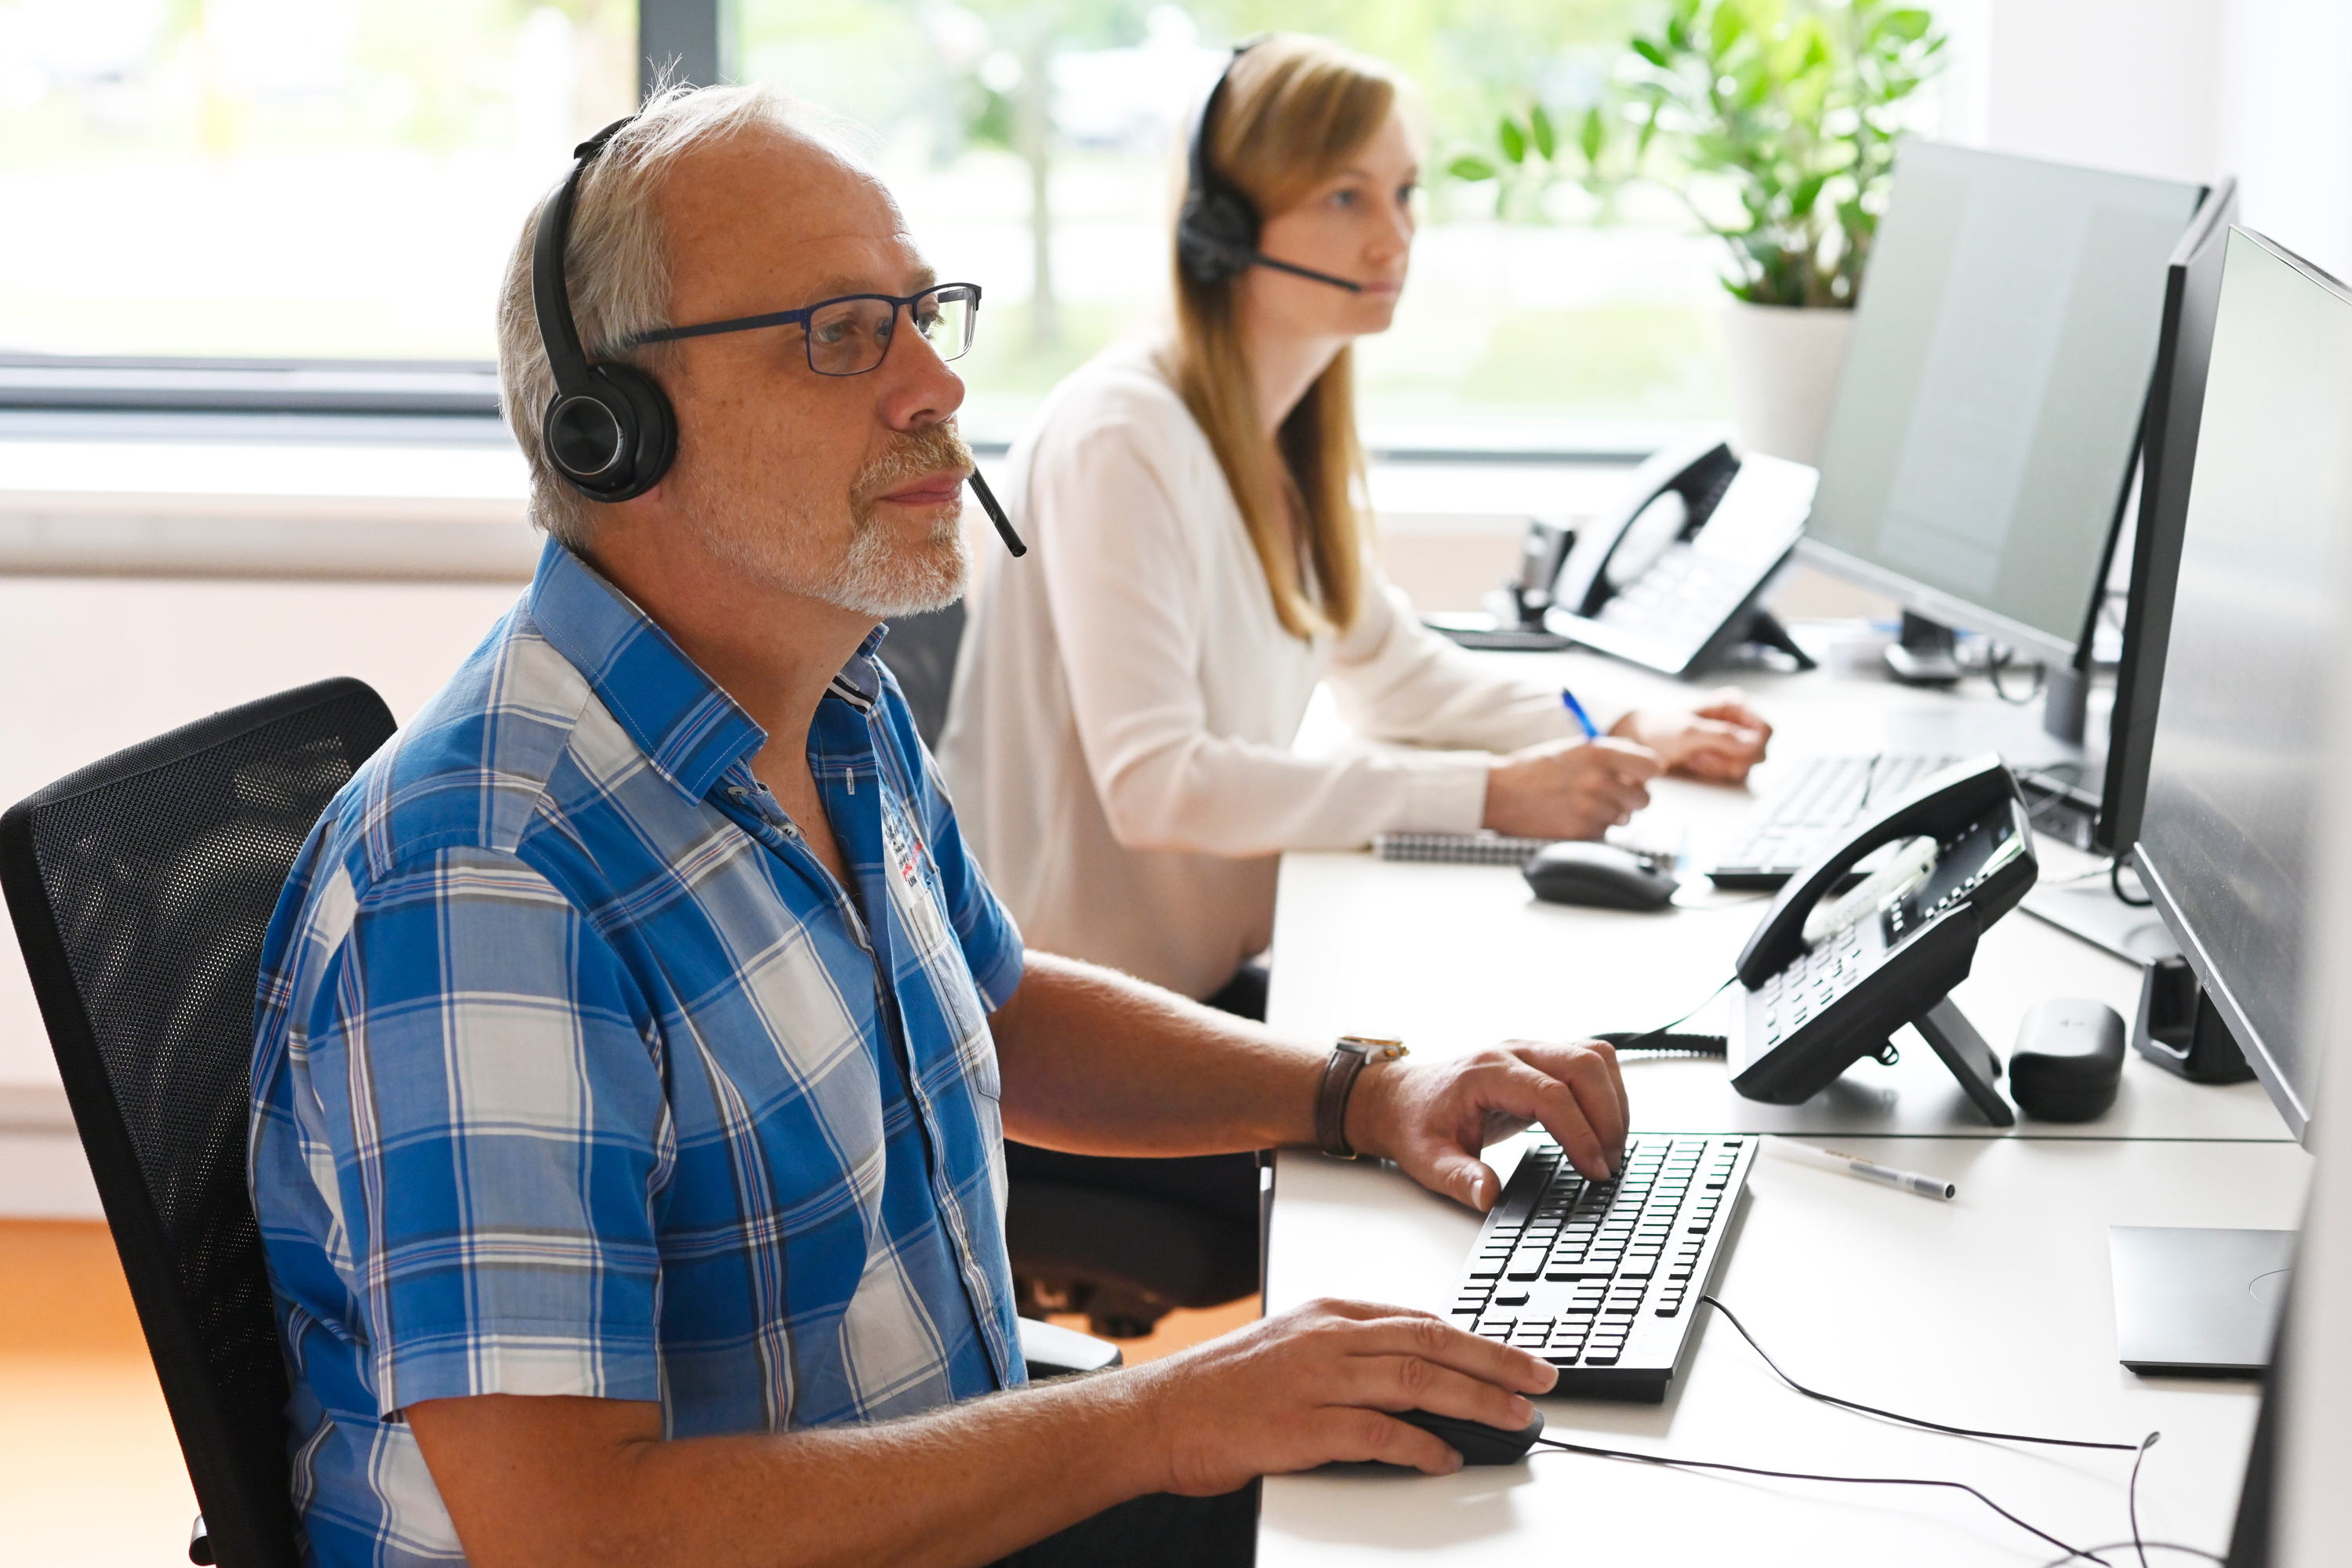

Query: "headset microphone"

xmin=967 ymin=469 xmax=1026 ymax=557
xmin=1175 ymin=42 xmax=1367 ymax=295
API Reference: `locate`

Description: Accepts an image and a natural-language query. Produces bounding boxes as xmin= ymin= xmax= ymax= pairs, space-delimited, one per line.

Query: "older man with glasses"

xmin=248 ymin=82 xmax=1630 ymax=1568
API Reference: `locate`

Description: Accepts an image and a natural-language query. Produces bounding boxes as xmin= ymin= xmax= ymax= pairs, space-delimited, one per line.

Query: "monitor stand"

xmin=1882 ymin=610 xmax=1964 ymax=685
xmin=2110 ymin=1225 xmax=2293 ymax=1376
xmin=2020 ymin=876 xmax=2181 ymax=964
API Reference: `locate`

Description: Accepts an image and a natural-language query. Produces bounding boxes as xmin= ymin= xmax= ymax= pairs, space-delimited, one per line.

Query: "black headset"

xmin=532 ymin=115 xmax=679 ymax=503
xmin=528 ymin=111 xmax=1027 ymax=555
xmin=1175 ymin=42 xmax=1364 ymax=295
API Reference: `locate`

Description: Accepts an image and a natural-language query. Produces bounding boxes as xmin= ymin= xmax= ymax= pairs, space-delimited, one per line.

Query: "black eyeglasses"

xmin=624 ymin=281 xmax=982 ymax=376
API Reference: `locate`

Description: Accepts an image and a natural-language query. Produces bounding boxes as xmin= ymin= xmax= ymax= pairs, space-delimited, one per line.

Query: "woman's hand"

xmin=1610 ymin=691 xmax=1771 ymax=783
xmin=1483 ymin=737 xmax=1662 ymax=840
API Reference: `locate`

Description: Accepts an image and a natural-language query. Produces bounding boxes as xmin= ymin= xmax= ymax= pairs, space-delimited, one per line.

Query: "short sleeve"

xmin=299 ymin=845 xmax=672 ymax=1417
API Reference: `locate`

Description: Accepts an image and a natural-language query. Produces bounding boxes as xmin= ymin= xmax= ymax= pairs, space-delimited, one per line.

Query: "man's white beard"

xmin=812 ymin=506 xmax=971 ymax=619
xmin=684 ymin=487 xmax=971 ymax=619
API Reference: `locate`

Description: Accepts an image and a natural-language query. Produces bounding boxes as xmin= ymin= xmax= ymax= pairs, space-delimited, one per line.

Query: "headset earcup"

xmin=541 ymin=361 xmax=677 ymax=503
xmin=594 ymin=361 xmax=677 ymax=500
xmin=1178 ymin=187 xmax=1261 ymax=284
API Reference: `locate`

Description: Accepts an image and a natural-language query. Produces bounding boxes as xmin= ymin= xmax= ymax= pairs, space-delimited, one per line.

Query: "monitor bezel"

xmin=1794 ymin=535 xmax=2083 ymax=666
xmin=1793 ymin=143 xmax=2209 ymax=677
xmin=2132 ymin=225 xmax=2352 ymax=1149
xmin=2093 ymin=177 xmax=2241 ymax=855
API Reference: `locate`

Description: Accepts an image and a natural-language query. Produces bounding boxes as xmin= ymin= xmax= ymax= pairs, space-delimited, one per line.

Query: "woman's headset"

xmin=1174 ymin=42 xmax=1363 ymax=294
xmin=533 ymin=115 xmax=677 ymax=502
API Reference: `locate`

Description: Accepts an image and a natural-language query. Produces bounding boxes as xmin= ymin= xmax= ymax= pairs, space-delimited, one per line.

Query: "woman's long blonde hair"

xmin=1169 ymin=35 xmax=1397 ymax=640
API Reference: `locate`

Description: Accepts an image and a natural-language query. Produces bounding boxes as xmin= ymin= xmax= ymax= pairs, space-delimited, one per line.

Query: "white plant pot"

xmin=1722 ymin=302 xmax=1854 ymax=467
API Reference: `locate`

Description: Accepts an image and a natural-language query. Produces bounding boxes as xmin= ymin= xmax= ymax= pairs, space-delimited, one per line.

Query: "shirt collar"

xmin=525 ymin=540 xmax=894 ymax=802
xmin=526 ymin=539 xmax=768 ymax=800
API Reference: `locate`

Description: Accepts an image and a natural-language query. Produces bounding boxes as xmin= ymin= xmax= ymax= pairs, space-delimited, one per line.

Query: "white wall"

xmin=1944 ymin=0 xmax=2352 ymax=278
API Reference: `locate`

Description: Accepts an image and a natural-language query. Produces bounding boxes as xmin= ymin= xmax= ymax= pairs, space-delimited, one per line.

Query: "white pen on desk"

xmin=1766 ymin=1138 xmax=1956 ymax=1200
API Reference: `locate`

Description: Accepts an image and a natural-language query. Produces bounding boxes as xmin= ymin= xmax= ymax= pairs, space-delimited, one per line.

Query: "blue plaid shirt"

xmin=249 ymin=541 xmax=1027 ymax=1566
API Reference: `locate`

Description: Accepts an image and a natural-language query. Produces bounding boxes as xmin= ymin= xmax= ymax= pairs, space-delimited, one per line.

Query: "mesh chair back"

xmin=880 ymin=601 xmax=966 ymax=750
xmin=0 ymin=678 xmax=397 ymax=1568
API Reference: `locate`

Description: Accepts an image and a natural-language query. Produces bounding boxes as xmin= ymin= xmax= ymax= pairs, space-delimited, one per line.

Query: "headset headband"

xmin=533 ymin=116 xmax=633 ymax=401
xmin=1178 ymin=38 xmax=1363 ymax=295
xmin=529 ymin=114 xmax=679 ymax=503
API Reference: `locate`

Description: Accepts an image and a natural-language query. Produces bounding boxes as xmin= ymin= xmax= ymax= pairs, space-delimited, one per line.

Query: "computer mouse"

xmin=2010 ymin=997 xmax=2126 ymax=1121
xmin=1393 ymin=1406 xmax=1547 ymax=1465
xmin=1523 ymin=841 xmax=1679 ymax=911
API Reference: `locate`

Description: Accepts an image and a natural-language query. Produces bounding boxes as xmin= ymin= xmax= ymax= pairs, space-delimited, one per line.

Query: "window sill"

xmin=0 ymin=409 xmax=1668 ymax=582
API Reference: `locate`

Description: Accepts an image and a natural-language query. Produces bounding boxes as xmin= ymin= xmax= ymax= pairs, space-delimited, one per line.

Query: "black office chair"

xmin=0 ymin=677 xmax=1123 ymax=1568
xmin=880 ymin=610 xmax=1263 ymax=1338
xmin=0 ymin=678 xmax=399 ymax=1567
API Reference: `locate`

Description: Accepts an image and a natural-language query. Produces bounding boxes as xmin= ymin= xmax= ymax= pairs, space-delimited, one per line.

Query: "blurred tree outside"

xmin=741 ymin=0 xmax=1748 ymax=441
xmin=0 ymin=0 xmax=638 ymax=358
xmin=0 ymin=0 xmax=1926 ymax=439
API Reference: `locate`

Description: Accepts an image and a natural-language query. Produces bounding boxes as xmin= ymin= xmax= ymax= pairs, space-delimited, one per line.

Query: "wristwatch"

xmin=1316 ymin=1036 xmax=1409 ymax=1159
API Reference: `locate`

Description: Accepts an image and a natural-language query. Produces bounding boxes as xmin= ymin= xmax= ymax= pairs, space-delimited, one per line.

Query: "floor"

xmin=0 ymin=1222 xmax=201 ymax=1566
xmin=0 ymin=1218 xmax=1255 ymax=1568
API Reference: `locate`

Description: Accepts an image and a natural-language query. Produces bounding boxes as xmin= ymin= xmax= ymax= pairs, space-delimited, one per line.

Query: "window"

xmin=738 ymin=0 xmax=1740 ymax=448
xmin=0 ymin=0 xmax=636 ymax=361
xmin=4 ymin=0 xmax=1975 ymax=452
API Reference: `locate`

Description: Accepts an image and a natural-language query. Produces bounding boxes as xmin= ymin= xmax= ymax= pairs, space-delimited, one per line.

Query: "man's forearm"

xmin=410 ymin=1365 xmax=1165 ymax=1568
xmin=989 ymin=952 xmax=1325 ymax=1156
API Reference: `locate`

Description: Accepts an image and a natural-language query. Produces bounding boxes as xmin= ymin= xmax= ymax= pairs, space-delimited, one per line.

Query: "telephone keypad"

xmin=1757 ymin=923 xmax=1869 ymax=1048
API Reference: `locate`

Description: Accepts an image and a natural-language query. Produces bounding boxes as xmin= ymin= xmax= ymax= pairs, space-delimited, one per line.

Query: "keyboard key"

xmin=1449 ymin=1136 xmax=1754 ymax=1395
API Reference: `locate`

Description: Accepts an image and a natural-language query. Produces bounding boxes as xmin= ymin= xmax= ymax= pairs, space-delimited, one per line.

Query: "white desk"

xmin=1259 ymin=643 xmax=2306 ymax=1563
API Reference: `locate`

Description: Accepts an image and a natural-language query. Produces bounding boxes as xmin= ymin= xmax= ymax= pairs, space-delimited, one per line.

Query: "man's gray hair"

xmin=495 ymin=82 xmax=810 ymax=552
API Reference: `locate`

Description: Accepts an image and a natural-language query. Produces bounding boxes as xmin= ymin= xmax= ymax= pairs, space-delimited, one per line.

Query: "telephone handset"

xmin=1726 ymin=754 xmax=2041 ymax=1126
xmin=1544 ymin=440 xmax=1820 ymax=678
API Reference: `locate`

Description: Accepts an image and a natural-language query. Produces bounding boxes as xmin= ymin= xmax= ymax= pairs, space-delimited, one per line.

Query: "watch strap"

xmin=1315 ymin=1036 xmax=1406 ymax=1159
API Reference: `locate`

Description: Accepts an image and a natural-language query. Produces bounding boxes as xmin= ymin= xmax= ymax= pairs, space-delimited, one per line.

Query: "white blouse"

xmin=938 ymin=336 xmax=1595 ymax=1000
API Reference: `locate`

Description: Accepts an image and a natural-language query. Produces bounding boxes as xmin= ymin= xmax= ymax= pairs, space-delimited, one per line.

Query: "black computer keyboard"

xmin=1708 ymin=753 xmax=1962 ymax=888
xmin=1447 ymin=1134 xmax=1755 ymax=1402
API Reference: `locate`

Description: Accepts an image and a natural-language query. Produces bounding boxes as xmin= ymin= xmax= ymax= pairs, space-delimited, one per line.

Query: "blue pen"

xmin=1560 ymin=688 xmax=1600 ymax=740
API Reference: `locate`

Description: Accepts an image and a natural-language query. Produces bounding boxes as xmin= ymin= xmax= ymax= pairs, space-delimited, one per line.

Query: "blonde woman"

xmin=941 ymin=34 xmax=1769 ymax=1014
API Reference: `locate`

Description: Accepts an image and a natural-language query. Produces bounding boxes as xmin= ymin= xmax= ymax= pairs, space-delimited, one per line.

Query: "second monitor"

xmin=1801 ymin=140 xmax=2204 ymax=690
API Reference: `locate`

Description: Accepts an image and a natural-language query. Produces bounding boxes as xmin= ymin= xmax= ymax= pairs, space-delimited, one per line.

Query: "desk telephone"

xmin=1534 ymin=441 xmax=1820 ymax=677
xmin=1726 ymin=754 xmax=2040 ymax=1126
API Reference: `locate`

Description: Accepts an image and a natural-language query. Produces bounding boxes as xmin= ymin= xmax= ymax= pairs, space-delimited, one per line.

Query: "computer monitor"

xmin=2093 ymin=178 xmax=2241 ymax=855
xmin=2097 ymin=228 xmax=2351 ymax=1399
xmin=1800 ymin=140 xmax=2205 ymax=671
xmin=2012 ymin=181 xmax=2241 ymax=960
xmin=2134 ymin=227 xmax=2352 ymax=1145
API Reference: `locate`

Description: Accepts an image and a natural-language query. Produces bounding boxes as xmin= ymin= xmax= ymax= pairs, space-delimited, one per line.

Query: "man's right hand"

xmin=1131 ymin=1298 xmax=1558 ymax=1496
xmin=1483 ymin=735 xmax=1663 ymax=840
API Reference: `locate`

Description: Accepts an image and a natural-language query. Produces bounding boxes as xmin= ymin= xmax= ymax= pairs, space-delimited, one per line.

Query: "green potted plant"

xmin=1451 ymin=0 xmax=1946 ymax=463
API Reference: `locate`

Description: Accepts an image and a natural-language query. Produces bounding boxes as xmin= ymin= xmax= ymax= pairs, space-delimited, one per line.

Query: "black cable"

xmin=1987 ymin=644 xmax=2048 ymax=704
xmin=2129 ymin=1432 xmax=2160 ymax=1568
xmin=2111 ymin=854 xmax=2153 ymax=908
xmin=1594 ymin=1030 xmax=1726 ymax=1058
xmin=1531 ymin=1435 xmax=2108 ymax=1565
xmin=1697 ymin=1296 xmax=2139 ymax=1451
xmin=1853 ymin=751 xmax=1885 ymax=818
xmin=2018 ymin=764 xmax=2089 ymax=833
xmin=2042 ymin=858 xmax=2125 ymax=887
xmin=2040 ymin=1544 xmax=2223 ymax=1566
xmin=1606 ymin=973 xmax=1739 ymax=1051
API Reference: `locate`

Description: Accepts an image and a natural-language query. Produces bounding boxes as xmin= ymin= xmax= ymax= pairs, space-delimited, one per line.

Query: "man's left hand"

xmin=1346 ymin=1040 xmax=1630 ymax=1210
xmin=1611 ymin=691 xmax=1771 ymax=783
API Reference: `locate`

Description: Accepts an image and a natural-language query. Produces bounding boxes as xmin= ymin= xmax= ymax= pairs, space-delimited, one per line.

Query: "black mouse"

xmin=1393 ymin=1406 xmax=1547 ymax=1465
xmin=2010 ymin=998 xmax=2125 ymax=1121
xmin=1523 ymin=841 xmax=1678 ymax=911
